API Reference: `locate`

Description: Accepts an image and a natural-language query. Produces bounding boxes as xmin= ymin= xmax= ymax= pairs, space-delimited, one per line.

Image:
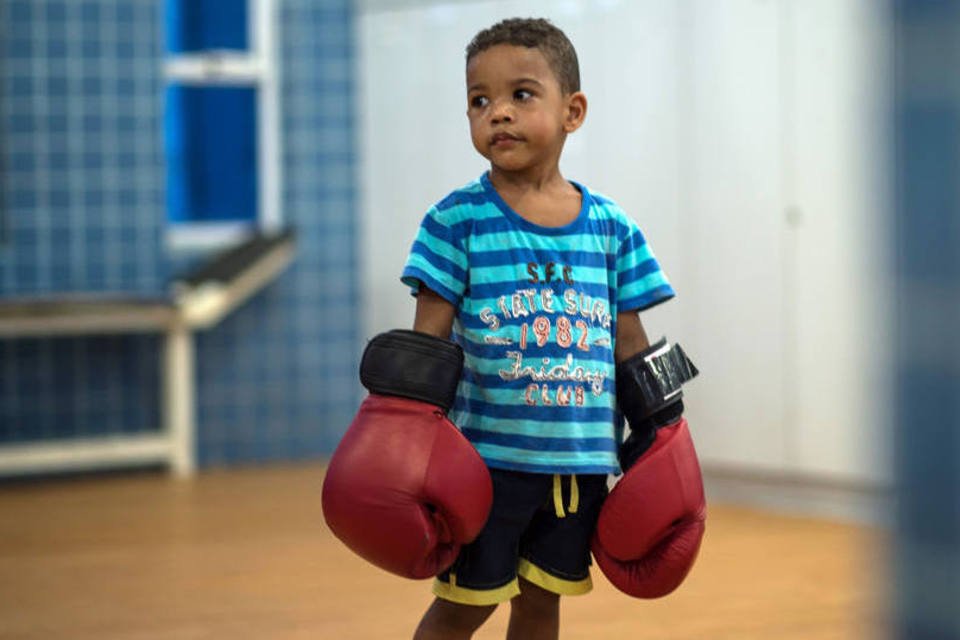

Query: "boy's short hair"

xmin=466 ymin=18 xmax=580 ymax=94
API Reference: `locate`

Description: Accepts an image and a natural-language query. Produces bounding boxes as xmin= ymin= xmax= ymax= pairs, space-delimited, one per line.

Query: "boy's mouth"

xmin=490 ymin=132 xmax=521 ymax=146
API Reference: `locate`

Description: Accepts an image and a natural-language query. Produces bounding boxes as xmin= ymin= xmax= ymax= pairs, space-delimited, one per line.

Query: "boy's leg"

xmin=415 ymin=470 xmax=551 ymax=638
xmin=506 ymin=576 xmax=560 ymax=640
xmin=506 ymin=474 xmax=608 ymax=639
xmin=413 ymin=598 xmax=497 ymax=640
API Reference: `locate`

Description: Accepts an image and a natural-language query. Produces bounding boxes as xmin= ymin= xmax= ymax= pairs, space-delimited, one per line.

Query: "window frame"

xmin=162 ymin=0 xmax=281 ymax=251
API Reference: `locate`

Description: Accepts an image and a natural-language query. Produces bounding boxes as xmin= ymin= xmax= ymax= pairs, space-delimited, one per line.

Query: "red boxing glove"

xmin=592 ymin=338 xmax=705 ymax=598
xmin=591 ymin=418 xmax=706 ymax=598
xmin=321 ymin=330 xmax=492 ymax=579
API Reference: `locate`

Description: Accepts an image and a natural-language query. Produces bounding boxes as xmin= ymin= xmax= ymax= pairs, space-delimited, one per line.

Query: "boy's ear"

xmin=564 ymin=91 xmax=588 ymax=133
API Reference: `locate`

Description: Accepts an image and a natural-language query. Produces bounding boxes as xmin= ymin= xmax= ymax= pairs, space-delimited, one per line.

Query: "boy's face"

xmin=466 ymin=44 xmax=585 ymax=174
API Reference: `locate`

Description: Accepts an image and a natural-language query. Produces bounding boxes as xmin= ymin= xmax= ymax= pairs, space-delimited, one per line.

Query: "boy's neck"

xmin=487 ymin=164 xmax=582 ymax=228
xmin=487 ymin=163 xmax=568 ymax=195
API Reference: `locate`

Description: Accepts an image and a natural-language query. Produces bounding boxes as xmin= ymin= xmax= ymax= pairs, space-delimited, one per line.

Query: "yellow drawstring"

xmin=552 ymin=474 xmax=580 ymax=518
xmin=553 ymin=474 xmax=565 ymax=518
xmin=568 ymin=474 xmax=579 ymax=514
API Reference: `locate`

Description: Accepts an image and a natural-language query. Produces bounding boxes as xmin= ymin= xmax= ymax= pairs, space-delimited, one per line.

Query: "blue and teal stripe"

xmin=401 ymin=172 xmax=674 ymax=474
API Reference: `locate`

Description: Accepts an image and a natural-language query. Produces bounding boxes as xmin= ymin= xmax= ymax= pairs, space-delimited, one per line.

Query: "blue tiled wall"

xmin=1 ymin=1 xmax=166 ymax=294
xmin=0 ymin=0 xmax=360 ymax=466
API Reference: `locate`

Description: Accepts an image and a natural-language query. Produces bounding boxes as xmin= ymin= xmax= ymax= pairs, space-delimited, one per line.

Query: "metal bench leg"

xmin=164 ymin=321 xmax=196 ymax=477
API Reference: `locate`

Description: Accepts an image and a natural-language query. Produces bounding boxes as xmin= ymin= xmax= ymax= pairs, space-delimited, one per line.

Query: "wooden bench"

xmin=0 ymin=229 xmax=296 ymax=477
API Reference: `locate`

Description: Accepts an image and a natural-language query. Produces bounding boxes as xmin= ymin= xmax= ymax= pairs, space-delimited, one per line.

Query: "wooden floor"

xmin=0 ymin=463 xmax=887 ymax=639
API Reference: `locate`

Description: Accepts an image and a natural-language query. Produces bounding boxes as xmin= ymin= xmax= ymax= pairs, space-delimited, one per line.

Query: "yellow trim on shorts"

xmin=517 ymin=558 xmax=593 ymax=596
xmin=433 ymin=573 xmax=521 ymax=606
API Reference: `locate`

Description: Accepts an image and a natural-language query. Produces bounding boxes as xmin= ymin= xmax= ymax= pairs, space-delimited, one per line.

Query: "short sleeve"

xmin=400 ymin=206 xmax=469 ymax=306
xmin=616 ymin=220 xmax=675 ymax=312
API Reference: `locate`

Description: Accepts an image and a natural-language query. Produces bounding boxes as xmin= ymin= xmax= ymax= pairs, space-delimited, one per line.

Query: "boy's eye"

xmin=470 ymin=95 xmax=489 ymax=108
xmin=514 ymin=89 xmax=533 ymax=101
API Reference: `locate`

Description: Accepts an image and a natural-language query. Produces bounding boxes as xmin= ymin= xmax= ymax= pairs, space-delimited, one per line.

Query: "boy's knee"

xmin=414 ymin=598 xmax=497 ymax=639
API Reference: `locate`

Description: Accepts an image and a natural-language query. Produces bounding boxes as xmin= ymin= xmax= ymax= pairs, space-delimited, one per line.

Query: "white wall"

xmin=357 ymin=0 xmax=892 ymax=498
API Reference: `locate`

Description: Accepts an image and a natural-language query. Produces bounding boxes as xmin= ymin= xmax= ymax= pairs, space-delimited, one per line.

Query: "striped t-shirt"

xmin=401 ymin=173 xmax=674 ymax=474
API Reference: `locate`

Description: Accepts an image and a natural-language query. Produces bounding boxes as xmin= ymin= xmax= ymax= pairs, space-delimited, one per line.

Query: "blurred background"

xmin=0 ymin=0 xmax=359 ymax=467
xmin=0 ymin=0 xmax=957 ymax=638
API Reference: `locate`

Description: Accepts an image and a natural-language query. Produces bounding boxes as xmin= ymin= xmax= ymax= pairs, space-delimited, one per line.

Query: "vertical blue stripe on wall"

xmin=893 ymin=0 xmax=960 ymax=638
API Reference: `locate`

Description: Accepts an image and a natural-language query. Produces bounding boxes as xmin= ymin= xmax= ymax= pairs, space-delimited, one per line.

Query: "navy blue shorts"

xmin=434 ymin=469 xmax=608 ymax=606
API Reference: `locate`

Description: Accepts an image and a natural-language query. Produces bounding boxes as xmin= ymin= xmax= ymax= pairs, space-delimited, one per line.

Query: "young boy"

xmin=403 ymin=18 xmax=675 ymax=639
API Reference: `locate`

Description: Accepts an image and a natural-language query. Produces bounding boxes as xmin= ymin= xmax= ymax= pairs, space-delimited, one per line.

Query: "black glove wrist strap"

xmin=616 ymin=338 xmax=698 ymax=424
xmin=359 ymin=330 xmax=464 ymax=413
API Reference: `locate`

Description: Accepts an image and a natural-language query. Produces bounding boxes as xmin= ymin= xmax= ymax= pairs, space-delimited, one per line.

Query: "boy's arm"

xmin=413 ymin=288 xmax=456 ymax=339
xmin=595 ymin=314 xmax=705 ymax=600
xmin=615 ymin=310 xmax=651 ymax=363
xmin=614 ymin=309 xmax=690 ymax=468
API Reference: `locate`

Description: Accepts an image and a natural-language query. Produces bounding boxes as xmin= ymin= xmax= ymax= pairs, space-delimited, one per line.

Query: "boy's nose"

xmin=490 ymin=101 xmax=514 ymax=124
